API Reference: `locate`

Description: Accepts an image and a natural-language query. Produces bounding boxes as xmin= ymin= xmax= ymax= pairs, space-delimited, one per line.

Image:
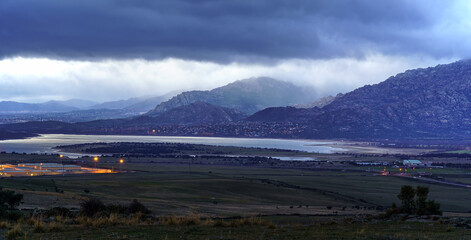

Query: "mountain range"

xmin=250 ymin=59 xmax=471 ymax=139
xmin=0 ymin=78 xmax=315 ymax=123
xmin=3 ymin=60 xmax=471 ymax=140
xmin=0 ymin=101 xmax=79 ymax=114
xmin=148 ymin=77 xmax=317 ymax=115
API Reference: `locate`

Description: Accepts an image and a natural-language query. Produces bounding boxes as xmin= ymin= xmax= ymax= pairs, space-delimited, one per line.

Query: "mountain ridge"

xmin=148 ymin=77 xmax=317 ymax=115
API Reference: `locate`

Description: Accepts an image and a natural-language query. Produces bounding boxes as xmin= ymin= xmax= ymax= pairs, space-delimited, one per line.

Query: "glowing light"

xmin=119 ymin=159 xmax=124 ymax=164
xmin=94 ymin=157 xmax=99 ymax=162
xmin=152 ymin=129 xmax=156 ymax=133
xmin=59 ymin=155 xmax=63 ymax=158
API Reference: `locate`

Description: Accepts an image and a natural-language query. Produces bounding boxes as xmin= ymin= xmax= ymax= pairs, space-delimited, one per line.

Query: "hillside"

xmin=301 ymin=60 xmax=471 ymax=139
xmin=246 ymin=106 xmax=322 ymax=123
xmin=151 ymin=101 xmax=247 ymax=125
xmin=148 ymin=77 xmax=317 ymax=115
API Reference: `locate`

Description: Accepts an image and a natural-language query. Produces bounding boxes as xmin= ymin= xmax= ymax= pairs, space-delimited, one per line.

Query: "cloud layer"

xmin=0 ymin=55 xmax=448 ymax=102
xmin=1 ymin=0 xmax=469 ymax=62
xmin=0 ymin=0 xmax=468 ymax=102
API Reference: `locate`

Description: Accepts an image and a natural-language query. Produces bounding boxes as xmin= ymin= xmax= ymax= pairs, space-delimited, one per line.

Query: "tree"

xmin=415 ymin=186 xmax=429 ymax=215
xmin=397 ymin=185 xmax=416 ymax=214
xmin=0 ymin=188 xmax=23 ymax=219
xmin=393 ymin=185 xmax=441 ymax=216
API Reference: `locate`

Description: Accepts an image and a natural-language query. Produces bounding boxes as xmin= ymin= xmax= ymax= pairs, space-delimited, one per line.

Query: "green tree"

xmin=415 ymin=186 xmax=429 ymax=215
xmin=397 ymin=185 xmax=416 ymax=214
xmin=0 ymin=188 xmax=23 ymax=219
xmin=393 ymin=185 xmax=442 ymax=216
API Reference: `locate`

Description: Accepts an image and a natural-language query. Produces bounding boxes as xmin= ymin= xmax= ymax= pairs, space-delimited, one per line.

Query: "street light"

xmin=93 ymin=156 xmax=99 ymax=168
xmin=119 ymin=159 xmax=124 ymax=172
xmin=60 ymin=154 xmax=64 ymax=176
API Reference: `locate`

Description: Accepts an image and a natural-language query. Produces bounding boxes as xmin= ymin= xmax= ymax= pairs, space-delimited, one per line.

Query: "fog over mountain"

xmin=148 ymin=77 xmax=317 ymax=115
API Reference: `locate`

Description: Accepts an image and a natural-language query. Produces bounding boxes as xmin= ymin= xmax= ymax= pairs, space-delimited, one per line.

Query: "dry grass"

xmin=76 ymin=213 xmax=148 ymax=228
xmin=32 ymin=219 xmax=47 ymax=233
xmin=5 ymin=223 xmax=24 ymax=240
xmin=48 ymin=221 xmax=63 ymax=232
xmin=158 ymin=214 xmax=212 ymax=226
xmin=0 ymin=220 xmax=11 ymax=229
xmin=158 ymin=215 xmax=275 ymax=229
xmin=230 ymin=216 xmax=275 ymax=228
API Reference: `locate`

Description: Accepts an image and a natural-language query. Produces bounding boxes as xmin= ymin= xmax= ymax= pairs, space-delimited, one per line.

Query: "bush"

xmin=128 ymin=199 xmax=150 ymax=214
xmin=80 ymin=198 xmax=106 ymax=217
xmin=107 ymin=204 xmax=128 ymax=215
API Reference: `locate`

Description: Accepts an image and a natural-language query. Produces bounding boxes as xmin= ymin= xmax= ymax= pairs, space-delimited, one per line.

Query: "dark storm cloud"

xmin=0 ymin=0 xmax=458 ymax=62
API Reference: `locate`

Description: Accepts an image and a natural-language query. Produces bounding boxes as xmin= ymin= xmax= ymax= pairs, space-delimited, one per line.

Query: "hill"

xmin=148 ymin=77 xmax=317 ymax=115
xmin=151 ymin=101 xmax=247 ymax=125
xmin=246 ymin=106 xmax=322 ymax=123
xmin=300 ymin=60 xmax=471 ymax=139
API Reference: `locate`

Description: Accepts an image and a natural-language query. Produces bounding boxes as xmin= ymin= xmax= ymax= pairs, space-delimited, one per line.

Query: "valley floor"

xmin=0 ymin=143 xmax=470 ymax=239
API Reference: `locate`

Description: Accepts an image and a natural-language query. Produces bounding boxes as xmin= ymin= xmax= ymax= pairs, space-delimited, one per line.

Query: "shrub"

xmin=80 ymin=198 xmax=106 ymax=217
xmin=127 ymin=199 xmax=150 ymax=214
xmin=107 ymin=204 xmax=127 ymax=215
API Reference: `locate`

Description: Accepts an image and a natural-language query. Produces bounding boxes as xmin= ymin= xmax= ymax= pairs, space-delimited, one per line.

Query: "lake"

xmin=0 ymin=134 xmax=345 ymax=158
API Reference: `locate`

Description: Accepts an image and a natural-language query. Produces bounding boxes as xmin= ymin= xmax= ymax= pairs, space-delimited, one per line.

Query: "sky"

xmin=0 ymin=0 xmax=470 ymax=103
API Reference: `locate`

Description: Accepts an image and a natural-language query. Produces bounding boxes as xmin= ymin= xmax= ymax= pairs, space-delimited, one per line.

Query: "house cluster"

xmin=0 ymin=163 xmax=111 ymax=177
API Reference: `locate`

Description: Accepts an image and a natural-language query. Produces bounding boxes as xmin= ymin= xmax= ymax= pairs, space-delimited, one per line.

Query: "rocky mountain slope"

xmin=303 ymin=60 xmax=471 ymax=139
xmin=148 ymin=77 xmax=317 ymax=115
xmin=293 ymin=94 xmax=344 ymax=109
xmin=4 ymin=60 xmax=471 ymax=140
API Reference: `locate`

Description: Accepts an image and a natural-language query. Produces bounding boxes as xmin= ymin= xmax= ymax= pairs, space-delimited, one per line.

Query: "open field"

xmin=0 ymin=155 xmax=470 ymax=215
xmin=0 ymin=143 xmax=471 ymax=239
xmin=13 ymin=221 xmax=471 ymax=240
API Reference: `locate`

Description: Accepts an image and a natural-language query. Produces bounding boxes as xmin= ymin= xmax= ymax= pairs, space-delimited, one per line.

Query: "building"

xmin=402 ymin=160 xmax=425 ymax=167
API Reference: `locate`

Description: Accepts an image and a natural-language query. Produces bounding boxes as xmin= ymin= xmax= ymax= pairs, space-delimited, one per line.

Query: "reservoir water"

xmin=0 ymin=134 xmax=345 ymax=158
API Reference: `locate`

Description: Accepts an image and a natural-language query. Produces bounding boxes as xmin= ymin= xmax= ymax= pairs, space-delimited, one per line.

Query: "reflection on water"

xmin=0 ymin=134 xmax=344 ymax=158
